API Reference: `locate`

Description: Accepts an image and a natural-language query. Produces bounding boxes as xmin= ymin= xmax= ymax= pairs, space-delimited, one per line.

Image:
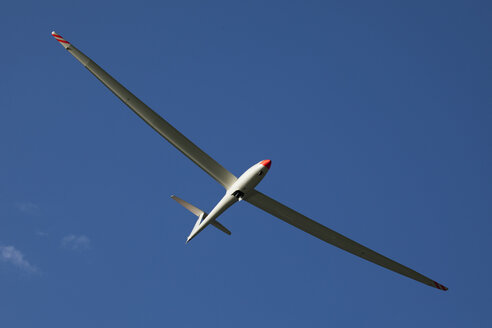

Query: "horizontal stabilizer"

xmin=171 ymin=195 xmax=204 ymax=216
xmin=171 ymin=195 xmax=231 ymax=236
xmin=211 ymin=220 xmax=231 ymax=235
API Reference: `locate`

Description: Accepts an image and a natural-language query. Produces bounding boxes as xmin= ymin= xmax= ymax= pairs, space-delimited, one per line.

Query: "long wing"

xmin=51 ymin=31 xmax=237 ymax=189
xmin=246 ymin=190 xmax=448 ymax=291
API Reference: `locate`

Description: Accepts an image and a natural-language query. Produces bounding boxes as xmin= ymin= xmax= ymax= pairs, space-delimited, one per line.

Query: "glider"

xmin=52 ymin=31 xmax=448 ymax=291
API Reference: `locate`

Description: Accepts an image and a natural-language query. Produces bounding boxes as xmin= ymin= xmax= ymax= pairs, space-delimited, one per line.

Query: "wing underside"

xmin=246 ymin=190 xmax=448 ymax=291
xmin=52 ymin=31 xmax=237 ymax=189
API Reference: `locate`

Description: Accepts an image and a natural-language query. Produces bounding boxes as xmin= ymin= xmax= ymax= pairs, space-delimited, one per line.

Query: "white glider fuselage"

xmin=186 ymin=160 xmax=272 ymax=242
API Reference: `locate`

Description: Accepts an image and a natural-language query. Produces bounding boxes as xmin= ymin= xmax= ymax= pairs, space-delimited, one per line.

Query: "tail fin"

xmin=171 ymin=195 xmax=231 ymax=235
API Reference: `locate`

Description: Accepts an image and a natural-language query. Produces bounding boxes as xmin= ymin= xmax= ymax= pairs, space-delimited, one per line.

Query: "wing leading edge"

xmin=51 ymin=31 xmax=237 ymax=189
xmin=246 ymin=190 xmax=448 ymax=291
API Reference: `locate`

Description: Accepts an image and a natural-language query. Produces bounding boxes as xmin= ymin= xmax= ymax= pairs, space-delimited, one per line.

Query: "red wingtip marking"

xmin=51 ymin=31 xmax=70 ymax=44
xmin=260 ymin=159 xmax=271 ymax=169
xmin=433 ymin=281 xmax=448 ymax=291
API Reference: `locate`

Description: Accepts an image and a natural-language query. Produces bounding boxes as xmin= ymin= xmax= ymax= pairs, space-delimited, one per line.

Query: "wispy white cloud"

xmin=61 ymin=234 xmax=91 ymax=251
xmin=15 ymin=202 xmax=39 ymax=214
xmin=36 ymin=231 xmax=48 ymax=237
xmin=0 ymin=245 xmax=37 ymax=272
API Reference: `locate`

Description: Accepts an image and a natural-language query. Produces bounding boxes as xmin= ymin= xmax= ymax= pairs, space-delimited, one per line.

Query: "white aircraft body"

xmin=52 ymin=31 xmax=448 ymax=291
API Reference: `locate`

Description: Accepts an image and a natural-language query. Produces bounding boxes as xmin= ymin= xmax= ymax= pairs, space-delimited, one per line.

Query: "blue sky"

xmin=1 ymin=0 xmax=491 ymax=326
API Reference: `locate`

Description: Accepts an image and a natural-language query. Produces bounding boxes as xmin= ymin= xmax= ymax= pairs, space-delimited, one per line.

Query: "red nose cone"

xmin=260 ymin=159 xmax=272 ymax=169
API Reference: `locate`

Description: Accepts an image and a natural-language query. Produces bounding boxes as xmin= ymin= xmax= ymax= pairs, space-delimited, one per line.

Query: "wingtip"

xmin=51 ymin=31 xmax=70 ymax=48
xmin=433 ymin=281 xmax=448 ymax=291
